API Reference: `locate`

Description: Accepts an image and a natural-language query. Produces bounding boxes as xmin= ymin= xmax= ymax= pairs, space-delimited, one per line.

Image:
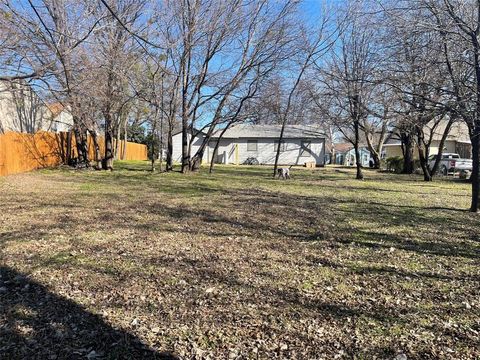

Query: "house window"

xmin=274 ymin=140 xmax=286 ymax=152
xmin=300 ymin=140 xmax=311 ymax=157
xmin=247 ymin=140 xmax=258 ymax=151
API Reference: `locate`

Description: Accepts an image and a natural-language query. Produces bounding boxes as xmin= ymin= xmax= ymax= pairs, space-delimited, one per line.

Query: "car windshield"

xmin=443 ymin=154 xmax=460 ymax=159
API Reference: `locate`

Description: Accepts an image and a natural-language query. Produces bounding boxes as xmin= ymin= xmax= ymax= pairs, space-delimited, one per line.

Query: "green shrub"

xmin=385 ymin=156 xmax=403 ymax=173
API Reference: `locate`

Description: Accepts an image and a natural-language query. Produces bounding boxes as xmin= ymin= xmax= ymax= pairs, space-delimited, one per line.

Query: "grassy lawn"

xmin=0 ymin=162 xmax=479 ymax=359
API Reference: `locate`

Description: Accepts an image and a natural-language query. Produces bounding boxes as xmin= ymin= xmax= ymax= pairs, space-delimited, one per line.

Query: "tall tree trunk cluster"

xmin=73 ymin=123 xmax=89 ymax=167
xmin=352 ymin=95 xmax=364 ymax=180
xmin=104 ymin=112 xmax=114 ymax=170
xmin=400 ymin=127 xmax=415 ymax=175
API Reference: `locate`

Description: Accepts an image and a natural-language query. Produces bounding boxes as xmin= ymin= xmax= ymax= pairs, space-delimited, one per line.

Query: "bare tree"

xmin=320 ymin=3 xmax=380 ymax=180
xmin=2 ymin=0 xmax=104 ymax=166
xmin=269 ymin=3 xmax=340 ymax=177
xmin=208 ymin=69 xmax=265 ymax=173
xmin=92 ymin=0 xmax=145 ymax=170
xmin=385 ymin=0 xmax=480 ymax=209
xmin=359 ymin=84 xmax=395 ymax=169
xmin=423 ymin=0 xmax=480 ymax=211
xmin=154 ymin=0 xmax=301 ymax=173
xmin=381 ymin=4 xmax=452 ymax=179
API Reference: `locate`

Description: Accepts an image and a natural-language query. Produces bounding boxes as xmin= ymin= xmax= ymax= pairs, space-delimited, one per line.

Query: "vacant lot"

xmin=0 ymin=163 xmax=479 ymax=359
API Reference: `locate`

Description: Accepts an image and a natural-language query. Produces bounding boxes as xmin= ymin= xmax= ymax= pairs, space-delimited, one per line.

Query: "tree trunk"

xmin=364 ymin=132 xmax=381 ymax=169
xmin=374 ymin=121 xmax=389 ymax=169
xmin=354 ymin=145 xmax=364 ymax=180
xmin=401 ymin=132 xmax=415 ymax=174
xmin=74 ymin=126 xmax=89 ymax=167
xmin=190 ymin=130 xmax=214 ymax=172
xmin=151 ymin=107 xmax=160 ymax=172
xmin=209 ymin=139 xmax=220 ymax=173
xmin=371 ymin=152 xmax=381 ymax=169
xmin=209 ymin=126 xmax=232 ymax=173
xmin=74 ymin=129 xmax=83 ymax=163
xmin=122 ymin=119 xmax=127 ymax=160
xmin=114 ymin=126 xmax=121 ymax=160
xmin=354 ymin=120 xmax=364 ymax=180
xmin=190 ymin=153 xmax=202 ymax=171
xmin=470 ymin=126 xmax=480 ymax=212
xmin=181 ymin=116 xmax=189 ymax=173
xmin=181 ymin=50 xmax=190 ymax=174
xmin=150 ymin=122 xmax=156 ymax=172
xmin=470 ymin=34 xmax=480 ymax=212
xmin=417 ymin=143 xmax=432 ymax=181
xmin=430 ymin=117 xmax=454 ymax=176
xmin=104 ymin=113 xmax=114 ymax=170
xmin=159 ymin=113 xmax=163 ymax=172
xmin=166 ymin=127 xmax=173 ymax=171
xmin=66 ymin=131 xmax=72 ymax=165
xmin=89 ymin=130 xmax=102 ymax=170
xmin=273 ymin=122 xmax=287 ymax=177
xmin=416 ymin=125 xmax=432 ymax=181
xmin=190 ymin=129 xmax=216 ymax=171
xmin=151 ymin=132 xmax=156 ymax=172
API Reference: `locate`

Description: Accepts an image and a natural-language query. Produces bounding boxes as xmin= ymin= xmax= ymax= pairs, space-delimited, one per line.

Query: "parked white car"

xmin=428 ymin=153 xmax=473 ymax=176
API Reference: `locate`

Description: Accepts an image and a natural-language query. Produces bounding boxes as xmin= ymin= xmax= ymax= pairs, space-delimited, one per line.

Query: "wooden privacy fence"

xmin=0 ymin=131 xmax=148 ymax=176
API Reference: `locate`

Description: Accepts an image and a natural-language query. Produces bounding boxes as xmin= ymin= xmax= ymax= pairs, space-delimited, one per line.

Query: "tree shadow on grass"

xmin=0 ymin=266 xmax=177 ymax=360
xmin=305 ymin=255 xmax=480 ymax=281
xmin=3 ymin=179 xmax=478 ymax=262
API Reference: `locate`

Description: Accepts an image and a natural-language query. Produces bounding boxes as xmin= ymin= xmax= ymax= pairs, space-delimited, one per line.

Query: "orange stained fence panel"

xmin=0 ymin=131 xmax=148 ymax=176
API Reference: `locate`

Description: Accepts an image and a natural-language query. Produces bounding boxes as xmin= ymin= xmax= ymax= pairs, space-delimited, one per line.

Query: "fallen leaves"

xmin=0 ymin=165 xmax=479 ymax=359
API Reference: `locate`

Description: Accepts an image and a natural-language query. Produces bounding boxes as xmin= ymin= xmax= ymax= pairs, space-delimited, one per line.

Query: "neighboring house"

xmin=324 ymin=142 xmax=333 ymax=165
xmin=46 ymin=102 xmax=74 ymax=132
xmin=171 ymin=124 xmax=326 ymax=166
xmin=0 ymin=80 xmax=48 ymax=133
xmin=0 ymin=80 xmax=73 ymax=134
xmin=333 ymin=143 xmax=371 ymax=167
xmin=382 ymin=119 xmax=472 ymax=159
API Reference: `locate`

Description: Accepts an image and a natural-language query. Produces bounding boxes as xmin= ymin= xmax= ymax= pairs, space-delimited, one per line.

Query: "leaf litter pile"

xmin=0 ymin=163 xmax=479 ymax=359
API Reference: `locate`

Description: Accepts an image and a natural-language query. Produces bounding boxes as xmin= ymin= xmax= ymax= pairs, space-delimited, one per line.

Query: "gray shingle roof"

xmin=211 ymin=124 xmax=325 ymax=139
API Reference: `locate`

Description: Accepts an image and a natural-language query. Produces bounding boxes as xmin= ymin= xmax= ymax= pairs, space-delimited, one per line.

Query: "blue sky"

xmin=301 ymin=0 xmax=323 ymax=15
xmin=300 ymin=0 xmax=344 ymax=21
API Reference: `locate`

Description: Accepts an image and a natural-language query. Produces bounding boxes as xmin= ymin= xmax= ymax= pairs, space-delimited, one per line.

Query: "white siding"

xmin=171 ymin=132 xmax=210 ymax=163
xmin=171 ymin=132 xmax=183 ymax=163
xmin=0 ymin=82 xmax=73 ymax=134
xmin=208 ymin=138 xmax=236 ymax=164
xmin=0 ymin=82 xmax=49 ymax=133
xmin=50 ymin=111 xmax=73 ymax=132
xmin=236 ymin=138 xmax=324 ymax=165
xmin=172 ymin=134 xmax=325 ymax=166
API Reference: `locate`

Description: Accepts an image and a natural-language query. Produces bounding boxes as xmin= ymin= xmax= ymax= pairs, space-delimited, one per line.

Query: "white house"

xmin=46 ymin=102 xmax=74 ymax=133
xmin=382 ymin=119 xmax=471 ymax=159
xmin=0 ymin=81 xmax=73 ymax=134
xmin=333 ymin=143 xmax=371 ymax=167
xmin=172 ymin=124 xmax=326 ymax=166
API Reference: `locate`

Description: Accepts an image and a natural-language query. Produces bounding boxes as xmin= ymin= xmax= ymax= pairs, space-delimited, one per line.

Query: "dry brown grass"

xmin=0 ymin=162 xmax=479 ymax=359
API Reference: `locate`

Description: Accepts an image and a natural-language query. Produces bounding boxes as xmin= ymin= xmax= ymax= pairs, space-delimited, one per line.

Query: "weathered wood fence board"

xmin=0 ymin=131 xmax=147 ymax=176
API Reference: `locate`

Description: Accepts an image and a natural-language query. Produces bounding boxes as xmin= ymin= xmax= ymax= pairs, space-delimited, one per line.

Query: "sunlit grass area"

xmin=1 ymin=162 xmax=479 ymax=359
